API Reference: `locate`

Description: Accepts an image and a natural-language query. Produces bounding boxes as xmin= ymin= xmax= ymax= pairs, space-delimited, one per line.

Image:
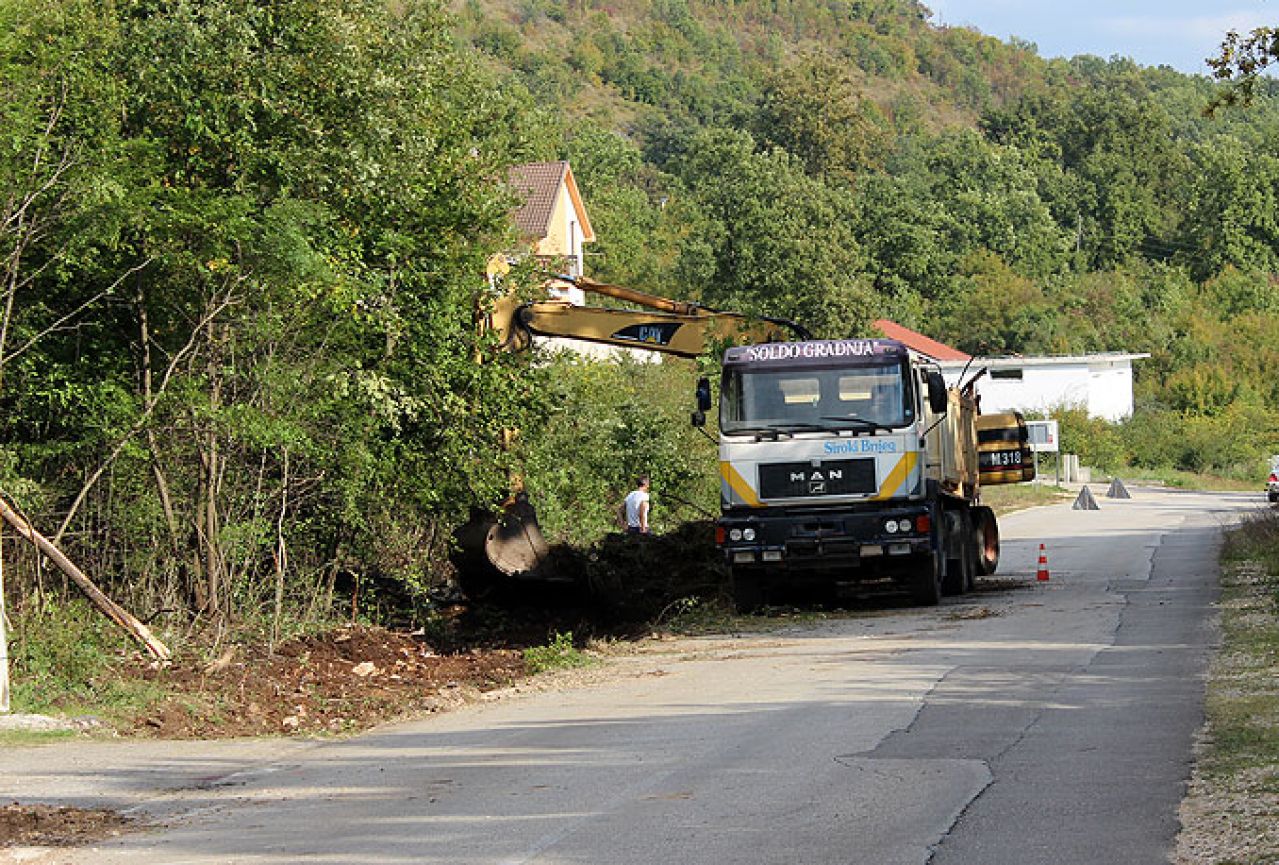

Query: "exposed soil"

xmin=120 ymin=622 xmax=529 ymax=739
xmin=108 ymin=523 xmax=732 ymax=740
xmin=0 ymin=803 xmax=136 ymax=848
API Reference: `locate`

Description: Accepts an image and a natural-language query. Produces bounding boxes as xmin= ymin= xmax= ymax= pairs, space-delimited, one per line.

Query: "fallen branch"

xmin=0 ymin=495 xmax=171 ymax=662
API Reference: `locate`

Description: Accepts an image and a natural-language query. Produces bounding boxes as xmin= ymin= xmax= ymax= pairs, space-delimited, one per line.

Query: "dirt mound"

xmin=553 ymin=520 xmax=730 ymax=619
xmin=124 ymin=624 xmax=525 ymax=738
xmin=0 ymin=803 xmax=135 ymax=848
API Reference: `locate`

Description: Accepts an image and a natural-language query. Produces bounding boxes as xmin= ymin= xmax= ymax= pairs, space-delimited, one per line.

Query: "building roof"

xmin=507 ymin=161 xmax=595 ymax=243
xmin=872 ymin=319 xmax=971 ymax=362
xmin=935 ymin=353 xmax=1150 ymax=369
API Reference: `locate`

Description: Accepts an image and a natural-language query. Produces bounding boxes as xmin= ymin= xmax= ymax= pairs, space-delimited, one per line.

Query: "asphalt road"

xmin=4 ymin=487 xmax=1262 ymax=865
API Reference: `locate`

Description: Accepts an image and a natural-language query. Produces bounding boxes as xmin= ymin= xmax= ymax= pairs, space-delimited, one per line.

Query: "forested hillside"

xmin=3 ymin=0 xmax=1277 ymax=631
xmin=453 ymin=0 xmax=1279 ymax=477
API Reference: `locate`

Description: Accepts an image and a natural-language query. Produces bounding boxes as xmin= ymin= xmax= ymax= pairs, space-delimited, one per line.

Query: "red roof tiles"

xmin=508 ymin=161 xmax=568 ymax=240
xmin=872 ymin=319 xmax=971 ymax=361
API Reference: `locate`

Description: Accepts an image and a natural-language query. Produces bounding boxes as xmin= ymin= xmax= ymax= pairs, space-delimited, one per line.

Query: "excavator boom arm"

xmin=462 ymin=267 xmax=809 ymax=589
xmin=486 ymin=273 xmax=809 ymax=357
xmin=508 ymin=299 xmax=806 ymax=358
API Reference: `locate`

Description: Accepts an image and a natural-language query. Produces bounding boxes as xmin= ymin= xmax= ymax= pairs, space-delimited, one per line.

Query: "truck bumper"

xmin=717 ymin=504 xmax=937 ymax=576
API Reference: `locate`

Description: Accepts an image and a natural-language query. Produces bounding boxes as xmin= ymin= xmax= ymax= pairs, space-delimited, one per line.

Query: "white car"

xmin=1268 ymin=456 xmax=1279 ymax=503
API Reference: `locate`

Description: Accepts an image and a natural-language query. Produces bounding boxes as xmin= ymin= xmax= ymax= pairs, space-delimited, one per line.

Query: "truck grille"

xmin=758 ymin=459 xmax=876 ymax=499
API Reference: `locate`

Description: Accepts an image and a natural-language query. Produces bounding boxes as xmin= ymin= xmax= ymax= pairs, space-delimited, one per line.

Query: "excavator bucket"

xmin=453 ymin=495 xmax=552 ymax=596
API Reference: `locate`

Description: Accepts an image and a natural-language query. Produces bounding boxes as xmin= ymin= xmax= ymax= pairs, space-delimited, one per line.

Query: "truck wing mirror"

xmin=695 ymin=377 xmax=713 ymax=412
xmin=926 ymin=371 xmax=948 ymax=415
xmin=691 ymin=376 xmax=712 ymax=428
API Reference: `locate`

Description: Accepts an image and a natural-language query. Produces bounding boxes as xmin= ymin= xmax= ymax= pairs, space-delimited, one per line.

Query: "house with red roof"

xmin=506 ymin=161 xmax=594 ymax=303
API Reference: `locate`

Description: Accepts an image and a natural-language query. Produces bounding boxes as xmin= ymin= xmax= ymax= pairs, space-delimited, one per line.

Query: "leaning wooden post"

xmin=0 ymin=496 xmax=170 ymax=663
xmin=1 ymin=522 xmax=9 ymax=713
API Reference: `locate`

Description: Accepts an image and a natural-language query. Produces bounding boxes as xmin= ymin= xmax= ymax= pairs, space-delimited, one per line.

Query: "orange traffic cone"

xmin=1036 ymin=543 xmax=1050 ymax=582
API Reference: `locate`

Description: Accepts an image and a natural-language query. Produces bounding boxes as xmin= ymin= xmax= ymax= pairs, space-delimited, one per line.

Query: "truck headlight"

xmin=743 ymin=527 xmax=757 ymax=541
xmin=729 ymin=528 xmax=743 ymax=542
xmin=898 ymin=518 xmax=913 ymax=533
xmin=884 ymin=520 xmax=898 ymax=534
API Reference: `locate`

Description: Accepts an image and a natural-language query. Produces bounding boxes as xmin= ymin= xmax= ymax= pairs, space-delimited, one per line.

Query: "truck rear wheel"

xmin=942 ymin=509 xmax=973 ymax=597
xmin=972 ymin=506 xmax=1000 ymax=576
xmin=910 ymin=551 xmax=943 ymax=606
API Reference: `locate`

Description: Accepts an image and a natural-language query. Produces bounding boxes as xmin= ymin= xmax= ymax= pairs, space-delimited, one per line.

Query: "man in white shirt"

xmin=624 ymin=475 xmax=651 ymax=535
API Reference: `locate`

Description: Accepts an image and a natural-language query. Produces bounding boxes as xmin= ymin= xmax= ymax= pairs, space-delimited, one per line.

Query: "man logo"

xmin=791 ymin=467 xmax=844 ymax=494
xmin=760 ymin=459 xmax=873 ymax=500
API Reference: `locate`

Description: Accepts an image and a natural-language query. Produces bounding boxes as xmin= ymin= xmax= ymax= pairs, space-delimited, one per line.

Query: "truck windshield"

xmin=720 ymin=361 xmax=912 ymax=434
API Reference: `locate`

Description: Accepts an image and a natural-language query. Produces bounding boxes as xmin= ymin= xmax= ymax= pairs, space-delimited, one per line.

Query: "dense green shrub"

xmin=519 ymin=354 xmax=717 ymax=545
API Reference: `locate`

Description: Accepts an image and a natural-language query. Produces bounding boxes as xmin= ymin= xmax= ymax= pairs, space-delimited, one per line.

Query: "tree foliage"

xmin=2 ymin=0 xmax=542 ymax=624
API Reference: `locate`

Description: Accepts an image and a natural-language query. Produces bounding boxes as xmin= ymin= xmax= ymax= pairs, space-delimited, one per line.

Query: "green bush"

xmin=523 ymin=631 xmax=595 ymax=674
xmin=1123 ymin=401 xmax=1276 ymax=479
xmin=1038 ymin=404 xmax=1124 ymax=472
xmin=518 ymin=354 xmax=718 ymax=546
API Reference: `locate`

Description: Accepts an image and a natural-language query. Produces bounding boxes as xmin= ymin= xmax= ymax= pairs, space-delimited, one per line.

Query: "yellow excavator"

xmin=455 ymin=268 xmax=810 ymax=592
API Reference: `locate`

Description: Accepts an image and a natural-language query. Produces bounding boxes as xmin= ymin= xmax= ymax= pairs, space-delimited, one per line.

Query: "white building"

xmin=872 ymin=320 xmax=1146 ymax=422
xmin=937 ymin=354 xmax=1149 ymax=422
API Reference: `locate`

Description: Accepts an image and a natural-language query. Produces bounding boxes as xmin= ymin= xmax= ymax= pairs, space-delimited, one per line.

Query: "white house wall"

xmin=1086 ymin=363 xmax=1136 ymax=421
xmin=980 ymin=364 xmax=1088 ymax=417
xmin=532 ymin=336 xmax=662 ymax=363
xmin=940 ymin=356 xmax=1141 ymax=422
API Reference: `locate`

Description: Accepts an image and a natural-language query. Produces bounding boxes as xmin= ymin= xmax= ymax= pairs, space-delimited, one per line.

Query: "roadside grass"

xmin=1211 ymin=513 xmax=1279 ymax=778
xmin=0 ymin=729 xmax=78 ymax=746
xmin=523 ymin=631 xmax=598 ymax=675
xmin=655 ymin=596 xmax=836 ymax=635
xmin=1121 ymin=466 xmax=1258 ymax=492
xmin=980 ymin=482 xmax=1071 ymax=515
xmin=7 ymin=600 xmax=168 ymax=727
xmin=1176 ymin=508 xmax=1279 ymax=863
xmin=654 ymin=597 xmax=741 ymax=635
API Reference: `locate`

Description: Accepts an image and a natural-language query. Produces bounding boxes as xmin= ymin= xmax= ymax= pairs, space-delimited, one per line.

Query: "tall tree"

xmin=1209 ymin=26 xmax=1279 ymax=109
xmin=668 ymin=128 xmax=874 ymax=337
xmin=754 ymin=52 xmax=889 ymax=181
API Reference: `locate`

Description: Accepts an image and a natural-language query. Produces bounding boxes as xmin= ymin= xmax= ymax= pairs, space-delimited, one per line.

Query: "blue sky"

xmin=926 ymin=1 xmax=1274 ymax=75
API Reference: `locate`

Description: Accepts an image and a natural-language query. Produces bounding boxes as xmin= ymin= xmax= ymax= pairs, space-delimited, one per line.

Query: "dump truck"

xmin=695 ymin=338 xmax=1033 ymax=609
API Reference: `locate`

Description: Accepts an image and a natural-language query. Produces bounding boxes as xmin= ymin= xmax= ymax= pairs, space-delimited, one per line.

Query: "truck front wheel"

xmin=910 ymin=550 xmax=943 ymax=606
xmin=732 ymin=570 xmax=767 ymax=613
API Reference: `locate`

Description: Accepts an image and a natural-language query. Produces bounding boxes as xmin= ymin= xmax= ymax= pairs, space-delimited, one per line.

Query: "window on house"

xmin=991 ymin=368 xmax=1024 ymax=380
